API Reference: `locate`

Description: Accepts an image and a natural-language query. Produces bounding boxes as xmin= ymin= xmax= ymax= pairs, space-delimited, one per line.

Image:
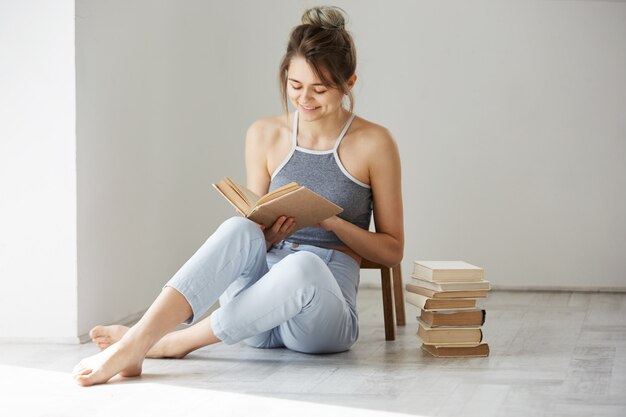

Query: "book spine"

xmin=418 ymin=310 xmax=486 ymax=327
xmin=405 ymin=292 xmax=427 ymax=309
xmin=412 ymin=263 xmax=434 ymax=281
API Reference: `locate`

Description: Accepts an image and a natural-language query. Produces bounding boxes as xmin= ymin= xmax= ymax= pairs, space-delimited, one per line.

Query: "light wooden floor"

xmin=1 ymin=289 xmax=625 ymax=416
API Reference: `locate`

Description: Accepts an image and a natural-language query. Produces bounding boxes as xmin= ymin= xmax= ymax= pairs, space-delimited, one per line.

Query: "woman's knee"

xmin=283 ymin=337 xmax=355 ymax=354
xmin=215 ymin=216 xmax=263 ymax=240
xmin=274 ymin=251 xmax=329 ymax=286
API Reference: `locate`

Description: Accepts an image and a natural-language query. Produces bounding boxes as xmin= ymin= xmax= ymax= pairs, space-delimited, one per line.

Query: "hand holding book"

xmin=212 ymin=176 xmax=343 ymax=232
xmin=261 ymin=215 xmax=297 ymax=249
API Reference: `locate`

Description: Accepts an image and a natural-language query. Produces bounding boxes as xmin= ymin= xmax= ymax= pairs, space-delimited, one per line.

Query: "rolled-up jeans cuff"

xmin=163 ymin=284 xmax=199 ymax=325
xmin=210 ymin=310 xmax=237 ymax=345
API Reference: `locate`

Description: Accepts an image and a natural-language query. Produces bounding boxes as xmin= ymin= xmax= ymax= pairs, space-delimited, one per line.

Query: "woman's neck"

xmin=297 ymin=108 xmax=351 ymax=146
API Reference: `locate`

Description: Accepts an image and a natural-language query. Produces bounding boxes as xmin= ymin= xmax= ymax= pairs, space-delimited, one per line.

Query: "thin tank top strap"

xmin=333 ymin=113 xmax=356 ymax=152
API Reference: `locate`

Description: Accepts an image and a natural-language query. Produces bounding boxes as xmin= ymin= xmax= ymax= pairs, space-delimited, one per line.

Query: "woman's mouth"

xmin=300 ymin=104 xmax=320 ymax=111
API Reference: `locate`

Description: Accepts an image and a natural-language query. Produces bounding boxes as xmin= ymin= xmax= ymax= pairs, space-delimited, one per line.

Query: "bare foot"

xmin=90 ymin=325 xmax=129 ymax=351
xmin=73 ymin=341 xmax=144 ymax=387
xmin=90 ymin=324 xmax=187 ymax=359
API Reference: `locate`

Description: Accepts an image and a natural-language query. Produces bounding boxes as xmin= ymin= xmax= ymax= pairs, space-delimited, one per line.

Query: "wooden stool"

xmin=361 ymin=259 xmax=406 ymax=340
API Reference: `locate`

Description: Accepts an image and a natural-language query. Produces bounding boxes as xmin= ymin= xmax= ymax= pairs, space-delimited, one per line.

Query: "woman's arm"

xmin=321 ymin=128 xmax=404 ymax=267
xmin=245 ymin=120 xmax=272 ymax=196
xmin=245 ymin=119 xmax=296 ymax=248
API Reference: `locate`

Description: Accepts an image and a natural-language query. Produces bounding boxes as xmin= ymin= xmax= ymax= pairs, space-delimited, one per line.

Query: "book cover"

xmin=421 ymin=343 xmax=490 ymax=357
xmin=405 ymin=283 xmax=488 ymax=299
xmin=405 ymin=292 xmax=477 ymax=311
xmin=413 ymin=261 xmax=484 ymax=282
xmin=410 ymin=276 xmax=491 ymax=292
xmin=213 ymin=177 xmax=343 ymax=231
xmin=417 ymin=322 xmax=483 ymax=345
xmin=418 ymin=309 xmax=486 ymax=327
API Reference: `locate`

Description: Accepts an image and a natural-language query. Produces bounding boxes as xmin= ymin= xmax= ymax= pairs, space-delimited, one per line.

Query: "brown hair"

xmin=279 ymin=6 xmax=357 ymax=114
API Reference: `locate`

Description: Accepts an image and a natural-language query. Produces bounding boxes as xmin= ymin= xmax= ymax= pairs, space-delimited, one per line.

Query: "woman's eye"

xmin=315 ymin=90 xmax=327 ymax=94
xmin=290 ymin=84 xmax=302 ymax=90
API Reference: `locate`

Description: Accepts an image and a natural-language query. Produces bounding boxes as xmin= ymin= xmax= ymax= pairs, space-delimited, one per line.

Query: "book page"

xmin=225 ymin=177 xmax=260 ymax=206
xmin=212 ymin=182 xmax=249 ymax=216
xmin=256 ymin=182 xmax=300 ymax=206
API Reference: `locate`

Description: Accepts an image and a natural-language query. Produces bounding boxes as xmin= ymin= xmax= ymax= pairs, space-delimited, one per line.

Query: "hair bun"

xmin=301 ymin=6 xmax=347 ymax=30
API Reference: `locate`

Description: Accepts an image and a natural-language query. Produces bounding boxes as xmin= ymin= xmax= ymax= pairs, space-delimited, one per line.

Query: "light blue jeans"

xmin=165 ymin=217 xmax=360 ymax=354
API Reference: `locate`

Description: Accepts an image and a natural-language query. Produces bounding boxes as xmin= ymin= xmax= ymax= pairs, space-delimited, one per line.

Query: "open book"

xmin=212 ymin=177 xmax=343 ymax=231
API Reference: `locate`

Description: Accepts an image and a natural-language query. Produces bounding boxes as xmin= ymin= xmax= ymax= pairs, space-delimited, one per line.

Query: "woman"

xmin=73 ymin=5 xmax=403 ymax=387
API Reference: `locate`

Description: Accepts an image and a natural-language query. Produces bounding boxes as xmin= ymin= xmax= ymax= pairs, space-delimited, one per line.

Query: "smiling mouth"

xmin=300 ymin=104 xmax=320 ymax=110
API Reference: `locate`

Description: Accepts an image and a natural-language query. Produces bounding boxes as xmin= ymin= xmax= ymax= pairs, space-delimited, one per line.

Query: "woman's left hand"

xmin=262 ymin=215 xmax=297 ymax=250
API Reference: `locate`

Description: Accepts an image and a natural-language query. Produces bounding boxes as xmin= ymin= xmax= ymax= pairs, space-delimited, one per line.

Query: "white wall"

xmin=74 ymin=0 xmax=626 ymax=337
xmin=0 ymin=0 xmax=77 ymax=342
xmin=75 ymin=1 xmax=235 ymax=335
xmin=76 ymin=0 xmax=624 ymax=295
xmin=349 ymin=0 xmax=626 ymax=290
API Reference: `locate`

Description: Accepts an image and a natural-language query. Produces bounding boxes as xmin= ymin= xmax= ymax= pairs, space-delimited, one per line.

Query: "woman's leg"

xmin=90 ymin=314 xmax=220 ymax=359
xmin=211 ymin=250 xmax=359 ymax=353
xmin=73 ymin=217 xmax=268 ymax=386
xmin=73 ymin=287 xmax=193 ymax=386
xmin=85 ymin=246 xmax=358 ymax=367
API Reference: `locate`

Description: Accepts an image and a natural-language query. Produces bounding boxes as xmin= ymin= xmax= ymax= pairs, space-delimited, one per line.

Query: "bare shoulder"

xmin=350 ymin=116 xmax=399 ymax=159
xmin=245 ymin=114 xmax=294 ymax=180
xmin=246 ymin=114 xmax=291 ymax=148
xmin=337 ymin=115 xmax=399 ymax=187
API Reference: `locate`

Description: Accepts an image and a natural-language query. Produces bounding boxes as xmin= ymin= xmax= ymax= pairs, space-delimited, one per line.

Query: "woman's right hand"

xmin=260 ymin=216 xmax=296 ymax=250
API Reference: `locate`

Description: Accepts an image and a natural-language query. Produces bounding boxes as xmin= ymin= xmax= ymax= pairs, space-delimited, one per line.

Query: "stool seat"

xmin=360 ymin=259 xmax=406 ymax=340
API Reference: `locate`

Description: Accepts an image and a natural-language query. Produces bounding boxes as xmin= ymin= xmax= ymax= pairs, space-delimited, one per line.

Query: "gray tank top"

xmin=269 ymin=110 xmax=373 ymax=247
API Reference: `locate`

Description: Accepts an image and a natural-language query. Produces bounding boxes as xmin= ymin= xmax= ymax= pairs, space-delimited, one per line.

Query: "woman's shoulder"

xmin=350 ymin=115 xmax=397 ymax=153
xmin=245 ymin=114 xmax=293 ymax=163
xmin=246 ymin=113 xmax=292 ymax=143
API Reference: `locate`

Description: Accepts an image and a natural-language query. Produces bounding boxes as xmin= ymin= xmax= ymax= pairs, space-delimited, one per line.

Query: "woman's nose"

xmin=301 ymin=87 xmax=314 ymax=101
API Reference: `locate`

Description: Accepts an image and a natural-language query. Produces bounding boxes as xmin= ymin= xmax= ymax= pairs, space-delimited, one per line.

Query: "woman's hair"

xmin=279 ymin=6 xmax=357 ymax=113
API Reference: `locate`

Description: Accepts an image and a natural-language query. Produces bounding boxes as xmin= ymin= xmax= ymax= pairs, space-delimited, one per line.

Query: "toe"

xmin=73 ymin=367 xmax=94 ymax=386
xmin=75 ymin=369 xmax=97 ymax=387
xmin=89 ymin=325 xmax=104 ymax=340
xmin=93 ymin=335 xmax=111 ymax=344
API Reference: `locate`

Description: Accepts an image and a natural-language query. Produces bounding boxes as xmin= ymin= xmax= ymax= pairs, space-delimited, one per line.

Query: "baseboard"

xmin=3 ymin=284 xmax=623 ymax=345
xmin=490 ymin=284 xmax=626 ymax=293
xmin=76 ymin=309 xmax=148 ymax=344
xmin=360 ymin=282 xmax=626 ymax=293
xmin=0 ymin=309 xmax=149 ymax=345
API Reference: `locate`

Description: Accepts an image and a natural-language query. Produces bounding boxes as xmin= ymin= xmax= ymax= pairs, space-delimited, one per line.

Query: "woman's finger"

xmin=280 ymin=218 xmax=294 ymax=233
xmin=272 ymin=216 xmax=287 ymax=232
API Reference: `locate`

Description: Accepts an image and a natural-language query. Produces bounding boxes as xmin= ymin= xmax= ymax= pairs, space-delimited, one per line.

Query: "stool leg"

xmin=392 ymin=265 xmax=406 ymax=326
xmin=381 ymin=267 xmax=395 ymax=341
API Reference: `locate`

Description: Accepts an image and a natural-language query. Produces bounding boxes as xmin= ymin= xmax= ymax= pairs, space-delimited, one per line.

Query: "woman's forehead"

xmin=287 ymin=57 xmax=325 ymax=84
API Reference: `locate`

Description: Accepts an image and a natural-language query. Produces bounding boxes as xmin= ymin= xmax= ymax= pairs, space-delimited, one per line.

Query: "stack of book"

xmin=406 ymin=261 xmax=491 ymax=357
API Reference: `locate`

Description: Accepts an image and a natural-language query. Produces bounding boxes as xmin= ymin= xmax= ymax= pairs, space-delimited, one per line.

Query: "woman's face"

xmin=286 ymin=56 xmax=346 ymax=122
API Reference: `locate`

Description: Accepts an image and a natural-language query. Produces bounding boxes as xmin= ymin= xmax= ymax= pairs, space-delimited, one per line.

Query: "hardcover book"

xmin=405 ymin=283 xmax=488 ymax=299
xmin=417 ymin=322 xmax=483 ymax=346
xmin=418 ymin=309 xmax=486 ymax=327
xmin=213 ymin=177 xmax=343 ymax=231
xmin=410 ymin=276 xmax=491 ymax=292
xmin=421 ymin=343 xmax=490 ymax=357
xmin=405 ymin=292 xmax=477 ymax=311
xmin=413 ymin=261 xmax=484 ymax=282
